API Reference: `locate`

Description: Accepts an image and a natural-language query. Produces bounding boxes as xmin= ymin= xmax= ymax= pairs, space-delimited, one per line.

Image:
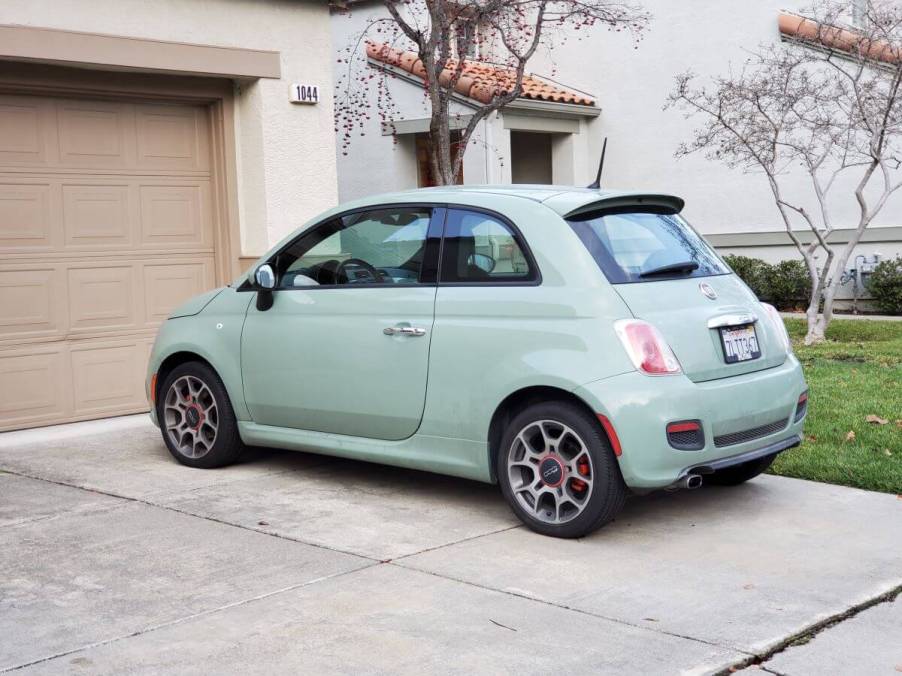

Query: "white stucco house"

xmin=0 ymin=0 xmax=339 ymax=431
xmin=331 ymin=0 xmax=902 ymax=295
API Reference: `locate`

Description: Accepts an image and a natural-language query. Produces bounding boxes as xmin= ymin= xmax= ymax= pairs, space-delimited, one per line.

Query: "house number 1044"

xmin=290 ymin=84 xmax=319 ymax=104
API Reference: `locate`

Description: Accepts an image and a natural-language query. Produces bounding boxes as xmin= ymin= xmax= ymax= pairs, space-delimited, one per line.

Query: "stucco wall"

xmin=2 ymin=0 xmax=339 ymax=256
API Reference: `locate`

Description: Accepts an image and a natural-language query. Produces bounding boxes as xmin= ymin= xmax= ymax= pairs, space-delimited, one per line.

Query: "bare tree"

xmin=667 ymin=0 xmax=902 ymax=345
xmin=334 ymin=0 xmax=648 ymax=186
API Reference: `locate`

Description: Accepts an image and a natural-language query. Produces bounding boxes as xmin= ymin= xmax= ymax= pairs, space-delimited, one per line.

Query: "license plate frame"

xmin=719 ymin=324 xmax=761 ymax=364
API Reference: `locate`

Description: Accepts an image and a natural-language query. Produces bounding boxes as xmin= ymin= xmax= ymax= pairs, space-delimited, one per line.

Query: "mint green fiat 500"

xmin=147 ymin=186 xmax=808 ymax=538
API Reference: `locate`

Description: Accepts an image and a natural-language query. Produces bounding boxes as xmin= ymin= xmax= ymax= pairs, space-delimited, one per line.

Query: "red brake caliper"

xmin=571 ymin=457 xmax=590 ymax=492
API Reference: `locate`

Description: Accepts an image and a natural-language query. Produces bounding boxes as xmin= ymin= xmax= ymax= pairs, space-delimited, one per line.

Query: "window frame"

xmin=241 ymin=202 xmax=542 ymax=292
xmin=436 ymin=205 xmax=542 ymax=287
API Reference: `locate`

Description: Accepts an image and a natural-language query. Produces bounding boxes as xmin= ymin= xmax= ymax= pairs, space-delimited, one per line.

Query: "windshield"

xmin=567 ymin=210 xmax=729 ymax=284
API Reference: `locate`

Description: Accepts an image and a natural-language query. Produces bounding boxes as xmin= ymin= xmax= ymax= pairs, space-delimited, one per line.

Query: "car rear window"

xmin=566 ymin=210 xmax=729 ymax=284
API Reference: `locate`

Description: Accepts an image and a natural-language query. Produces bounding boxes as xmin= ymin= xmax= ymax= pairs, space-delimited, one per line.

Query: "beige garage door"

xmin=0 ymin=93 xmax=218 ymax=431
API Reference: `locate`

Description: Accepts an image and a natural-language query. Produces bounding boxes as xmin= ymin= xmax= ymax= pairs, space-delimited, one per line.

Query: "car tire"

xmin=706 ymin=453 xmax=776 ymax=486
xmin=157 ymin=361 xmax=245 ymax=469
xmin=497 ymin=401 xmax=627 ymax=538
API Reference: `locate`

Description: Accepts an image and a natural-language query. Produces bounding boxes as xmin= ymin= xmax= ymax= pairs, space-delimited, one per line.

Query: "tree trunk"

xmin=806 ymin=204 xmax=875 ymax=345
xmin=429 ymin=95 xmax=455 ymax=185
xmin=804 ymin=312 xmax=827 ymax=345
xmin=803 ymin=296 xmax=824 ymax=345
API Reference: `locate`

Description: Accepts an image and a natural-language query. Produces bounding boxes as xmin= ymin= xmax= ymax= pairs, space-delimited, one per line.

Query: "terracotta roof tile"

xmin=366 ymin=42 xmax=595 ymax=106
xmin=778 ymin=11 xmax=901 ymax=64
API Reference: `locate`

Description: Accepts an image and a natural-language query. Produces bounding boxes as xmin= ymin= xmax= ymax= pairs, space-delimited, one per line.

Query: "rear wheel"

xmin=706 ymin=453 xmax=776 ymax=486
xmin=157 ymin=362 xmax=244 ymax=468
xmin=497 ymin=401 xmax=627 ymax=538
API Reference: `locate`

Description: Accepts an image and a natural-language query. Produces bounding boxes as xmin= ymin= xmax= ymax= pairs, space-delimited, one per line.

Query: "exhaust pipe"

xmin=674 ymin=474 xmax=703 ymax=490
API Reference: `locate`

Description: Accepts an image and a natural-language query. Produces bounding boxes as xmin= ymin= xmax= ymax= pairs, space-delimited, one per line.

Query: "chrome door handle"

xmin=383 ymin=326 xmax=426 ymax=337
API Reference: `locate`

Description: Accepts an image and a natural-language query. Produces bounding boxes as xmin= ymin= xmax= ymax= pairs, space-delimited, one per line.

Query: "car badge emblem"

xmin=699 ymin=282 xmax=717 ymax=300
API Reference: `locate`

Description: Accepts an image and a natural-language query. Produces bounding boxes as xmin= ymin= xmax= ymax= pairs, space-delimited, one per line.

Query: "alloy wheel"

xmin=163 ymin=375 xmax=219 ymax=459
xmin=507 ymin=419 xmax=595 ymax=524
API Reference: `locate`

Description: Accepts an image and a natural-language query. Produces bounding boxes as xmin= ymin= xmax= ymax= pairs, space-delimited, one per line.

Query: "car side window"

xmin=440 ymin=209 xmax=536 ymax=283
xmin=273 ymin=208 xmax=432 ymax=288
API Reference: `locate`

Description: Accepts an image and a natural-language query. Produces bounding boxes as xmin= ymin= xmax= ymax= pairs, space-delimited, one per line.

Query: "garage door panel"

xmin=0 ymin=267 xmax=66 ymax=340
xmin=61 ymin=183 xmax=133 ymax=248
xmin=136 ymin=104 xmax=210 ymax=172
xmin=57 ymin=99 xmax=133 ymax=169
xmin=0 ymin=181 xmax=54 ymax=249
xmin=67 ymin=265 xmax=138 ymax=332
xmin=70 ymin=342 xmax=144 ymax=415
xmin=0 ymin=346 xmax=69 ymax=424
xmin=139 ymin=183 xmax=211 ymax=247
xmin=0 ymin=96 xmax=49 ymax=166
xmin=143 ymin=259 xmax=213 ymax=325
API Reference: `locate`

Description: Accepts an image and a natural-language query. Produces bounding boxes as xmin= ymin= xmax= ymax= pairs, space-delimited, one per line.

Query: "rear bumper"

xmin=574 ymin=356 xmax=807 ymax=490
xmin=671 ymin=433 xmax=801 ymax=485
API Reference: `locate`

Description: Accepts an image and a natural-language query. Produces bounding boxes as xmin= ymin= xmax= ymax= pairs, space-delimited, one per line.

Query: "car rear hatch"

xmin=564 ymin=202 xmax=788 ymax=383
xmin=612 ymin=275 xmax=787 ymax=382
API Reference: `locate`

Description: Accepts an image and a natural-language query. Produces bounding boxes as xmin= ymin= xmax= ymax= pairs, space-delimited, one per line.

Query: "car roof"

xmin=358 ymin=185 xmax=685 ymax=217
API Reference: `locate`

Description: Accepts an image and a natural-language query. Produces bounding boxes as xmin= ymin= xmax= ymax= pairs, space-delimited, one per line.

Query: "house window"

xmin=454 ymin=20 xmax=484 ymax=59
xmin=415 ymin=132 xmax=464 ymax=187
xmin=448 ymin=3 xmax=488 ymax=60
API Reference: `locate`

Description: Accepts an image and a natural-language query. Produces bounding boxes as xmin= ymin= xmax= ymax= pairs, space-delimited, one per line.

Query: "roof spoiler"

xmin=564 ymin=194 xmax=685 ymax=220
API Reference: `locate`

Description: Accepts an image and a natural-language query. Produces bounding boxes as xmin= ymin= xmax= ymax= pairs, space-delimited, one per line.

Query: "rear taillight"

xmin=614 ymin=319 xmax=682 ymax=376
xmin=761 ymin=302 xmax=792 ymax=353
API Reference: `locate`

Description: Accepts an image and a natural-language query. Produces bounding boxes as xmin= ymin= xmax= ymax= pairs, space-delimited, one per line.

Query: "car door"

xmin=241 ymin=205 xmax=442 ymax=441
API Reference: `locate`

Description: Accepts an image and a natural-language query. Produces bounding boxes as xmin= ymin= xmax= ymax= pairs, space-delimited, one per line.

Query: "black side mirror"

xmin=254 ymin=264 xmax=276 ymax=311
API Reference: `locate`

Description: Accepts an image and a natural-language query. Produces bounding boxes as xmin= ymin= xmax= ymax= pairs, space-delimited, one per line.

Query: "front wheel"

xmin=157 ymin=362 xmax=245 ymax=469
xmin=497 ymin=401 xmax=627 ymax=538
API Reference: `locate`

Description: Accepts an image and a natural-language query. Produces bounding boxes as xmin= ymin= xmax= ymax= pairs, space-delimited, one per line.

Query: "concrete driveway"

xmin=1 ymin=416 xmax=900 ymax=675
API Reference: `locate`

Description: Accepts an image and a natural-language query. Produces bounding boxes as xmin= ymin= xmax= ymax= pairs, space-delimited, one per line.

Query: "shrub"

xmin=723 ymin=254 xmax=770 ymax=300
xmin=768 ymin=259 xmax=811 ymax=310
xmin=722 ymin=254 xmax=811 ymax=310
xmin=867 ymin=256 xmax=902 ymax=315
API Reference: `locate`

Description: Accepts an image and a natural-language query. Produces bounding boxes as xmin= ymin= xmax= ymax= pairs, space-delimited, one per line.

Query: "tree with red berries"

xmin=334 ymin=0 xmax=648 ymax=186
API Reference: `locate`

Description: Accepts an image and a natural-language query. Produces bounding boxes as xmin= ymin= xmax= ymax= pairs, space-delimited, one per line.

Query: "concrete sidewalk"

xmin=746 ymin=596 xmax=902 ymax=675
xmin=1 ymin=416 xmax=900 ymax=674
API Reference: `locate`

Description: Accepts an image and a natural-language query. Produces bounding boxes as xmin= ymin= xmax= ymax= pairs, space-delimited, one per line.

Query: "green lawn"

xmin=768 ymin=317 xmax=902 ymax=494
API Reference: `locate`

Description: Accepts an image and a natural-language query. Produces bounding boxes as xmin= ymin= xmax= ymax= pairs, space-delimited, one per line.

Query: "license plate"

xmin=719 ymin=324 xmax=761 ymax=363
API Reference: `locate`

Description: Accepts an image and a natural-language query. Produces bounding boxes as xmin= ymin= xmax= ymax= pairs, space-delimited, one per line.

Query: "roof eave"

xmin=506 ymin=97 xmax=600 ymax=118
xmin=367 ymin=58 xmax=599 ymax=119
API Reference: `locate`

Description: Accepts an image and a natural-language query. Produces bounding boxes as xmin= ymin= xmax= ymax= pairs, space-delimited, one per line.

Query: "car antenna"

xmin=587 ymin=137 xmax=607 ymax=190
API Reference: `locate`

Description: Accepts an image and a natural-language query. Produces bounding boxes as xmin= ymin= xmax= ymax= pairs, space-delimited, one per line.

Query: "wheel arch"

xmin=154 ymin=351 xmax=218 ymax=406
xmin=487 ymin=385 xmax=612 ymax=483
